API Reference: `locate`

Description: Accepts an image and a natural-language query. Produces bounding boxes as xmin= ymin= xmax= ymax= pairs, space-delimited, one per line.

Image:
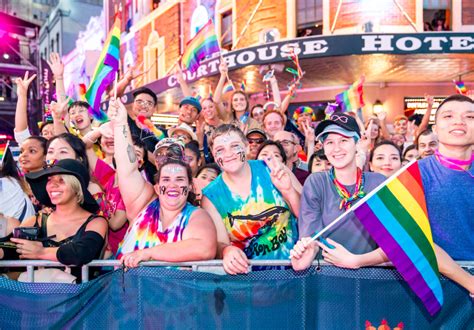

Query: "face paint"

xmin=159 ymin=186 xmax=166 ymax=195
xmin=216 ymin=157 xmax=224 ymax=168
xmin=180 ymin=186 xmax=189 ymax=195
xmin=231 ymin=145 xmax=246 ymax=162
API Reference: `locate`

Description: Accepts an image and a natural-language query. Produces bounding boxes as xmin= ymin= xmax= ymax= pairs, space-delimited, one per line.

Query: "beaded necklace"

xmin=434 ymin=149 xmax=474 ymax=178
xmin=329 ymin=167 xmax=366 ymax=210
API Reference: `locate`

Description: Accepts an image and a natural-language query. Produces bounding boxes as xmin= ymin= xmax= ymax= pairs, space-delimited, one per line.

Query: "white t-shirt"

xmin=0 ymin=177 xmax=35 ymax=221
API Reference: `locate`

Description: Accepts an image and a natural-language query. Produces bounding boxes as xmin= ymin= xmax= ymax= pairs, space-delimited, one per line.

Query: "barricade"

xmin=0 ymin=260 xmax=472 ymax=329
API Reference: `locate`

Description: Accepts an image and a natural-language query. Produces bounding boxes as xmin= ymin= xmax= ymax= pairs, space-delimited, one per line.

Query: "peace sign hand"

xmin=301 ymin=121 xmax=315 ymax=144
xmin=357 ymin=119 xmax=372 ymax=153
xmin=49 ymin=96 xmax=72 ymax=121
xmin=264 ymin=156 xmax=292 ymax=194
xmin=14 ymin=71 xmax=37 ymax=98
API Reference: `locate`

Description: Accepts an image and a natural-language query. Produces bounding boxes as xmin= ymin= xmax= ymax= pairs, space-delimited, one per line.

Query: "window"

xmin=221 ymin=10 xmax=233 ymax=50
xmin=56 ymin=33 xmax=59 ymax=53
xmin=296 ymin=0 xmax=323 ymax=37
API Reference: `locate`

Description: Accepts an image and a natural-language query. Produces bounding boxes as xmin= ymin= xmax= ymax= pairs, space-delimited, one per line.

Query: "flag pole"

xmin=309 ymin=159 xmax=417 ymax=242
xmin=232 ymin=0 xmax=263 ymax=50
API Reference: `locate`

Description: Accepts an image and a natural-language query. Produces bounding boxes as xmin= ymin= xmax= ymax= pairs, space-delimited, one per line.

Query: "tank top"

xmin=116 ymin=199 xmax=197 ymax=259
xmin=203 ymin=160 xmax=298 ymax=260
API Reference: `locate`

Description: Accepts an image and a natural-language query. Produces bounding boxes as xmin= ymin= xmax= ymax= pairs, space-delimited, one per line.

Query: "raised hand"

xmin=47 ymin=52 xmax=64 ymax=78
xmin=264 ymin=156 xmax=292 ymax=193
xmin=49 ymin=96 xmax=71 ymax=121
xmin=301 ymin=121 xmax=315 ymax=144
xmin=108 ymin=98 xmax=128 ymax=127
xmin=424 ymin=93 xmax=434 ymax=107
xmin=219 ymin=58 xmax=228 ymax=76
xmin=174 ymin=64 xmax=185 ymax=83
xmin=358 ymin=119 xmax=372 ymax=153
xmin=376 ymin=111 xmax=387 ymax=122
xmin=14 ymin=71 xmax=37 ymax=98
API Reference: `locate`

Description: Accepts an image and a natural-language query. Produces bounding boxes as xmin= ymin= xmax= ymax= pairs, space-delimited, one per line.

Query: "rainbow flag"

xmin=240 ymin=80 xmax=246 ymax=92
xmin=223 ymin=81 xmax=235 ymax=94
xmin=0 ymin=141 xmax=9 ymax=164
xmin=453 ymin=80 xmax=468 ymax=95
xmin=181 ymin=20 xmax=220 ymax=73
xmin=352 ymin=161 xmax=442 ymax=316
xmin=85 ymin=16 xmax=121 ymax=122
xmin=335 ymin=77 xmax=365 ymax=112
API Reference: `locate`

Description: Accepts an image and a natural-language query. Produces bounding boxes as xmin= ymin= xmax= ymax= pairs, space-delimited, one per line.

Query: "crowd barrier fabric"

xmin=0 ymin=265 xmax=472 ymax=329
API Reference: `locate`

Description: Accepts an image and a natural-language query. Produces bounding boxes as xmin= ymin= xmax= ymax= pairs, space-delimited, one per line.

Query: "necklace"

xmin=329 ymin=167 xmax=366 ymax=210
xmin=434 ymin=149 xmax=474 ymax=178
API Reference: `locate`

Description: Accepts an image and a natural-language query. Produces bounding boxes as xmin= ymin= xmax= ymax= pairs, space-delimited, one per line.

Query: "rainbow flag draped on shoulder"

xmin=352 ymin=161 xmax=443 ymax=316
xmin=181 ymin=20 xmax=220 ymax=73
xmin=335 ymin=77 xmax=365 ymax=112
xmin=85 ymin=16 xmax=121 ymax=122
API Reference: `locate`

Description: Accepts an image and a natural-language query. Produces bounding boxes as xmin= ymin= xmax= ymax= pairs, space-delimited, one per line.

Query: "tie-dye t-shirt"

xmin=116 ymin=199 xmax=197 ymax=259
xmin=203 ymin=160 xmax=298 ymax=260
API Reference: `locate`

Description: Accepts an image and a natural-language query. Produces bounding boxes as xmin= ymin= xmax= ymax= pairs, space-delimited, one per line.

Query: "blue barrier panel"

xmin=0 ymin=266 xmax=472 ymax=329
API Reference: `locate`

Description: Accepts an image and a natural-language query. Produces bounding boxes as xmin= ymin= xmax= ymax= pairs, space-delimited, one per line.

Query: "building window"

xmin=423 ymin=1 xmax=451 ymax=31
xmin=144 ymin=31 xmax=165 ymax=84
xmin=56 ymin=33 xmax=60 ymax=53
xmin=296 ymin=0 xmax=323 ymax=37
xmin=51 ymin=39 xmax=54 ymax=55
xmin=221 ymin=10 xmax=233 ymax=50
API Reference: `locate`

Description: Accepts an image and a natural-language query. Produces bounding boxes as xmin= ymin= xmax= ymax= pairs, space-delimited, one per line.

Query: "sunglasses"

xmin=248 ymin=138 xmax=265 ymax=144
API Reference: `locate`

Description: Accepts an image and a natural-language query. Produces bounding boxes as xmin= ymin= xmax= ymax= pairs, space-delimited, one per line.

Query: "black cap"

xmin=25 ymin=159 xmax=99 ymax=213
xmin=314 ymin=113 xmax=361 ymax=141
xmin=133 ymin=87 xmax=157 ymax=106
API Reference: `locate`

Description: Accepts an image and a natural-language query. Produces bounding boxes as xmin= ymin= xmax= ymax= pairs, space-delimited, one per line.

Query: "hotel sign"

xmin=117 ymin=33 xmax=474 ymax=104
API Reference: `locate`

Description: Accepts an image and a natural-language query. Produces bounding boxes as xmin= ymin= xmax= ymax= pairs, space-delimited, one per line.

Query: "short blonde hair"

xmin=60 ymin=174 xmax=84 ymax=204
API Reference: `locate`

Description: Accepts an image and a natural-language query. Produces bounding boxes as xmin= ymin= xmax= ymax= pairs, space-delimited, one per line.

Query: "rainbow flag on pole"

xmin=181 ymin=20 xmax=220 ymax=73
xmin=85 ymin=16 xmax=121 ymax=122
xmin=223 ymin=81 xmax=235 ymax=94
xmin=335 ymin=77 xmax=365 ymax=112
xmin=453 ymin=80 xmax=468 ymax=95
xmin=353 ymin=161 xmax=443 ymax=316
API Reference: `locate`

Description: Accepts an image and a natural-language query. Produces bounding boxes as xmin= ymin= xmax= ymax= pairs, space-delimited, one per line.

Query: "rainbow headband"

xmin=293 ymin=106 xmax=315 ymax=121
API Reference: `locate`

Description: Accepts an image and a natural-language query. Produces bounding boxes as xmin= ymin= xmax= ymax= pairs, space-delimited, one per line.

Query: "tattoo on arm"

xmin=122 ymin=125 xmax=128 ymax=138
xmin=126 ymin=144 xmax=137 ymax=163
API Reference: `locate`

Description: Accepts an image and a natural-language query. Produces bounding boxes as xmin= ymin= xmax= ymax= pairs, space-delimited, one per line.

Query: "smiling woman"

xmin=109 ymin=98 xmax=216 ymax=266
xmin=291 ymin=113 xmax=388 ymax=272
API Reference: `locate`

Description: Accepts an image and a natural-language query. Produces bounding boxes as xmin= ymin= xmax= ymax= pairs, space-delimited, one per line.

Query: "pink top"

xmin=93 ymin=159 xmax=128 ymax=255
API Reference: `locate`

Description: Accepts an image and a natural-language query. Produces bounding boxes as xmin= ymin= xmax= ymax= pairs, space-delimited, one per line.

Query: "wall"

xmin=323 ymin=0 xmax=423 ymax=34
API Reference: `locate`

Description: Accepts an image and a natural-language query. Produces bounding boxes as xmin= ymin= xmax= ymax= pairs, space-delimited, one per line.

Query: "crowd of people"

xmin=0 ymin=53 xmax=472 ymax=295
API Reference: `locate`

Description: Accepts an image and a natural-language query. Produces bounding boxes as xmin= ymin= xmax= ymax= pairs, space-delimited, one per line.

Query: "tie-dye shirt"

xmin=116 ymin=199 xmax=197 ymax=259
xmin=203 ymin=160 xmax=298 ymax=260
